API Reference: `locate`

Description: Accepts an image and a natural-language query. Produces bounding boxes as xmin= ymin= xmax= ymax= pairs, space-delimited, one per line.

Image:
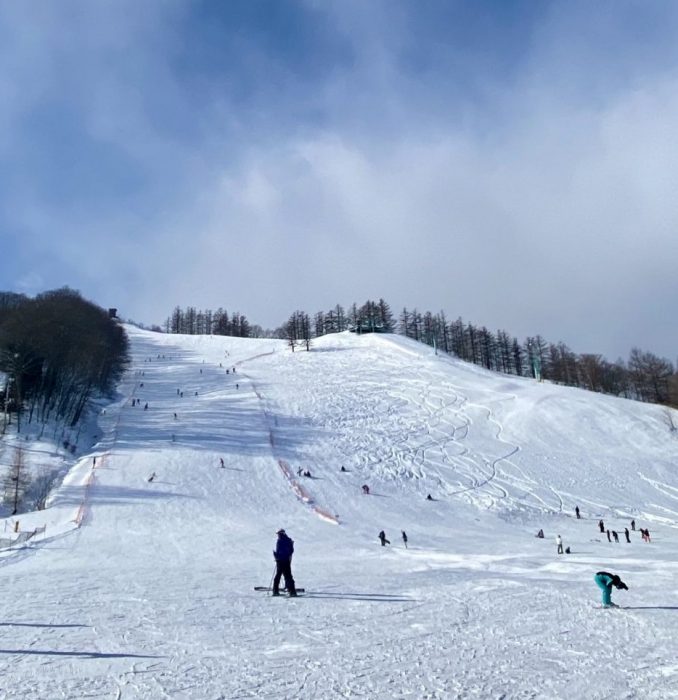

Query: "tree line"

xmin=283 ymin=299 xmax=677 ymax=408
xmin=162 ymin=297 xmax=676 ymax=408
xmin=0 ymin=288 xmax=129 ymax=434
xmin=164 ymin=306 xmax=261 ymax=338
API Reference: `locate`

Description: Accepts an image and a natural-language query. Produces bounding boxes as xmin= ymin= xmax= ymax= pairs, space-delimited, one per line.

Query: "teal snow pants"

xmin=594 ymin=573 xmax=612 ymax=606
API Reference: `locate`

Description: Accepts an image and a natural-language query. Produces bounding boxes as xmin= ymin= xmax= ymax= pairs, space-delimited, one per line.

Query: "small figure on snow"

xmin=362 ymin=484 xmax=370 ymax=495
xmin=402 ymin=530 xmax=408 ymax=548
xmin=556 ymin=534 xmax=564 ymax=554
xmin=297 ymin=467 xmax=303 ymax=477
xmin=220 ymin=458 xmax=225 ymax=468
xmin=272 ymin=529 xmax=297 ymax=597
xmin=536 ymin=529 xmax=544 ymax=538
xmin=575 ymin=505 xmax=581 ymax=519
xmin=144 ymin=402 xmax=149 ymax=410
xmin=631 ymin=519 xmax=636 ymax=531
xmin=378 ymin=530 xmax=390 ymax=546
xmin=426 ymin=494 xmax=434 ymax=501
xmin=148 ymin=472 xmax=156 ymax=483
xmin=594 ymin=571 xmax=628 ymax=608
xmin=606 ymin=529 xmax=611 ymax=543
xmin=303 ymin=470 xmax=312 ymax=478
xmin=612 ymin=530 xmax=619 ymax=543
xmin=340 ymin=466 xmax=347 ymax=472
xmin=624 ymin=527 xmax=631 ymax=543
xmin=598 ymin=519 xmax=605 ymax=533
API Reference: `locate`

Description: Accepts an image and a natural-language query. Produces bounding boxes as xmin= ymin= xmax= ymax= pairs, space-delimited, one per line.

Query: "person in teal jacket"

xmin=594 ymin=571 xmax=628 ymax=607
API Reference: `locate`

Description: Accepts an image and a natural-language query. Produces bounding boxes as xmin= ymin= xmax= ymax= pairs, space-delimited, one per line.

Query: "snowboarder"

xmin=426 ymin=494 xmax=434 ymax=501
xmin=272 ymin=529 xmax=297 ymax=597
xmin=402 ymin=530 xmax=408 ymax=548
xmin=624 ymin=527 xmax=631 ymax=543
xmin=556 ymin=534 xmax=563 ymax=554
xmin=575 ymin=506 xmax=580 ymax=519
xmin=303 ymin=470 xmax=311 ymax=478
xmin=536 ymin=529 xmax=544 ymax=538
xmin=612 ymin=530 xmax=619 ymax=543
xmin=594 ymin=571 xmax=628 ymax=608
xmin=378 ymin=530 xmax=390 ymax=546
xmin=598 ymin=519 xmax=605 ymax=533
xmin=340 ymin=466 xmax=347 ymax=472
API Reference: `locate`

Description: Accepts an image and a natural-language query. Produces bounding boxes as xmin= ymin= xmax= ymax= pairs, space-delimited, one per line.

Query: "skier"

xmin=378 ymin=530 xmax=390 ymax=546
xmin=606 ymin=529 xmax=611 ymax=543
xmin=148 ymin=472 xmax=156 ymax=482
xmin=362 ymin=484 xmax=370 ymax=495
xmin=556 ymin=534 xmax=563 ymax=554
xmin=624 ymin=527 xmax=631 ymax=543
xmin=598 ymin=519 xmax=605 ymax=533
xmin=220 ymin=457 xmax=225 ymax=468
xmin=401 ymin=530 xmax=408 ymax=548
xmin=631 ymin=519 xmax=636 ymax=531
xmin=575 ymin=505 xmax=580 ymax=519
xmin=612 ymin=530 xmax=619 ymax=543
xmin=272 ymin=529 xmax=297 ymax=597
xmin=594 ymin=571 xmax=628 ymax=608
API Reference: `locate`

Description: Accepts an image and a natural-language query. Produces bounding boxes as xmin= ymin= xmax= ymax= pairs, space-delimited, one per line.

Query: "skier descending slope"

xmin=594 ymin=571 xmax=628 ymax=608
xmin=272 ymin=529 xmax=297 ymax=597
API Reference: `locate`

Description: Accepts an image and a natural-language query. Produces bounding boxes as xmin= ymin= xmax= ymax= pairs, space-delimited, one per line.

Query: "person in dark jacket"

xmin=624 ymin=527 xmax=631 ymax=543
xmin=378 ymin=530 xmax=390 ymax=546
xmin=272 ymin=529 xmax=297 ymax=596
xmin=401 ymin=530 xmax=408 ymax=548
xmin=598 ymin=519 xmax=605 ymax=533
xmin=594 ymin=571 xmax=628 ymax=607
xmin=575 ymin=506 xmax=580 ymax=519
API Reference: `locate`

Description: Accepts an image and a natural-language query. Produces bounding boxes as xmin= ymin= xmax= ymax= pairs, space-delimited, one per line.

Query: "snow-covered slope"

xmin=1 ymin=325 xmax=677 ymax=699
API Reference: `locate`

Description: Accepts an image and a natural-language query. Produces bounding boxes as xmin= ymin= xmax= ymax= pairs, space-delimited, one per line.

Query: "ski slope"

xmin=2 ymin=325 xmax=678 ymax=699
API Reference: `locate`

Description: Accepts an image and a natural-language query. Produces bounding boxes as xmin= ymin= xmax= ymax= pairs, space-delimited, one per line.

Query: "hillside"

xmin=1 ymin=325 xmax=678 ymax=699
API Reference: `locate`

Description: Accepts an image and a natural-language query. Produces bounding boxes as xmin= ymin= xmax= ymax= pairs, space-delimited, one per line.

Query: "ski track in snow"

xmin=1 ymin=327 xmax=678 ymax=698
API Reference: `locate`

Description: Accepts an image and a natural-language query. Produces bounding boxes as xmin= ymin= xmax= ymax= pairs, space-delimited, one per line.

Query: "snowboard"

xmin=254 ymin=586 xmax=305 ymax=593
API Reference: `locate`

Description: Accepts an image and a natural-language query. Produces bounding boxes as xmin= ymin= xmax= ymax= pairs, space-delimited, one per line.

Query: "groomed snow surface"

xmin=2 ymin=325 xmax=678 ymax=699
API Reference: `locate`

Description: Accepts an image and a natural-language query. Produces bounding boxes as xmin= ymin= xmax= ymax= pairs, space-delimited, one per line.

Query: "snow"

xmin=1 ymin=325 xmax=678 ymax=699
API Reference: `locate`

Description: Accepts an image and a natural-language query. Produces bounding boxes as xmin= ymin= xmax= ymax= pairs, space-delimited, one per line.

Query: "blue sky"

xmin=1 ymin=0 xmax=677 ymax=360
